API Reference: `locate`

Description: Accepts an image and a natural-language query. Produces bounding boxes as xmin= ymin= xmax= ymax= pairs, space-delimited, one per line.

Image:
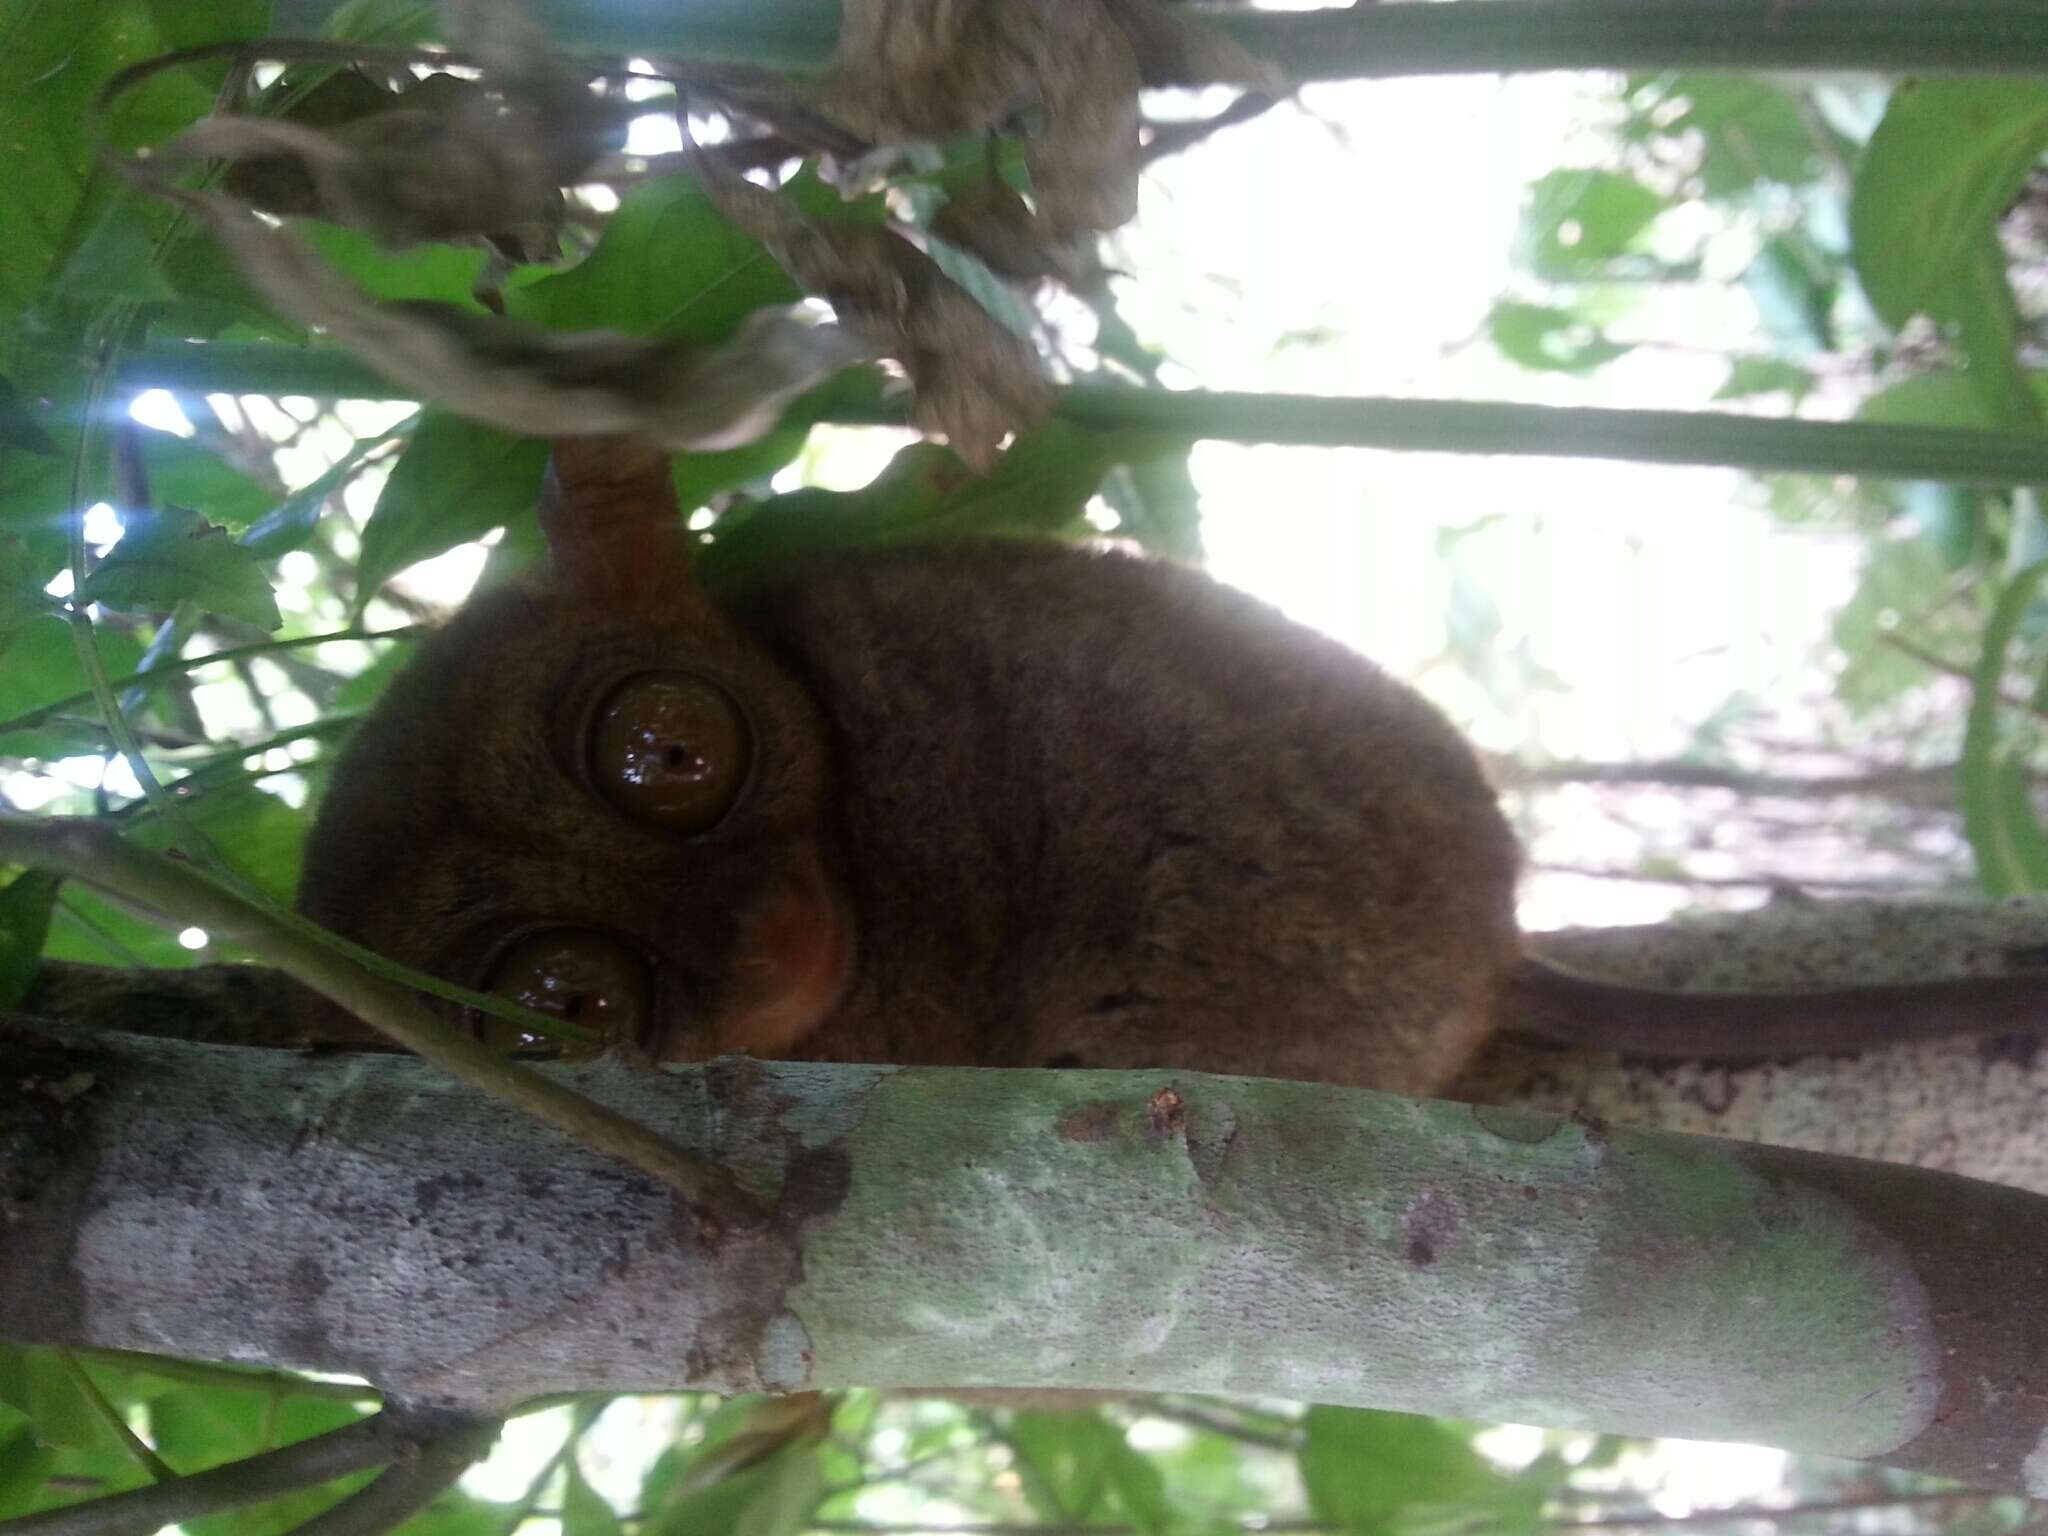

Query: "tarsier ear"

xmin=539 ymin=435 xmax=714 ymax=616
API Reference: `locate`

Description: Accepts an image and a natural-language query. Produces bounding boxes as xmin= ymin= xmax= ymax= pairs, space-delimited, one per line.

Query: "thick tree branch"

xmin=6 ymin=1020 xmax=2048 ymax=1492
xmin=0 ymin=814 xmax=756 ymax=1218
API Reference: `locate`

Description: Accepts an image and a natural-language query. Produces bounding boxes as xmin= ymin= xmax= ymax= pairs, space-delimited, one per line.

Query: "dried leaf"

xmin=155 ymin=187 xmax=871 ymax=451
xmin=686 ymin=139 xmax=1048 ymax=469
xmin=932 ymin=165 xmax=1107 ymax=289
xmin=813 ymin=0 xmax=1284 ymax=239
xmin=1102 ymin=0 xmax=1290 ymax=92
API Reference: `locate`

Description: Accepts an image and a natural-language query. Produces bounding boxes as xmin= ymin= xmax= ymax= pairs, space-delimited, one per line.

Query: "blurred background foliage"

xmin=5 ymin=0 xmax=2048 ymax=1531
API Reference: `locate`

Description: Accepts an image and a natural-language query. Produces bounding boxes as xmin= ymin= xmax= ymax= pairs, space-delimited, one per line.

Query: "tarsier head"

xmin=299 ymin=439 xmax=853 ymax=1062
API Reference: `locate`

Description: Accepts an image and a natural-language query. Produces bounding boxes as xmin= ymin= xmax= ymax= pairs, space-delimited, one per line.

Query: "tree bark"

xmin=6 ymin=1017 xmax=2048 ymax=1495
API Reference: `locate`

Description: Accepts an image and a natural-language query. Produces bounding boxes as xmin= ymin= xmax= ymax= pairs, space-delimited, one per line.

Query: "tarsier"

xmin=299 ymin=439 xmax=2046 ymax=1097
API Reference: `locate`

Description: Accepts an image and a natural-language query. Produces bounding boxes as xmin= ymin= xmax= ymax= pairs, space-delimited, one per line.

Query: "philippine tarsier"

xmin=298 ymin=440 xmax=2046 ymax=1096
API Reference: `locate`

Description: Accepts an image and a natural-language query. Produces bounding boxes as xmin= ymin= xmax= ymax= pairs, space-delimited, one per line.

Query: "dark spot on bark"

xmin=282 ymin=1256 xmax=334 ymax=1366
xmin=1977 ymin=1030 xmax=2043 ymax=1070
xmin=1057 ymin=1103 xmax=1118 ymax=1142
xmin=780 ymin=1144 xmax=853 ymax=1224
xmin=1687 ymin=1072 xmax=1737 ymax=1116
xmin=414 ymin=1170 xmax=483 ymax=1215
xmin=1402 ymin=1192 xmax=1462 ymax=1269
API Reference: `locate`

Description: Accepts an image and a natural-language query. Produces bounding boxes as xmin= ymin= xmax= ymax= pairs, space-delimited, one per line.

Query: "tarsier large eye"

xmin=589 ymin=671 xmax=751 ymax=833
xmin=479 ymin=928 xmax=653 ymax=1053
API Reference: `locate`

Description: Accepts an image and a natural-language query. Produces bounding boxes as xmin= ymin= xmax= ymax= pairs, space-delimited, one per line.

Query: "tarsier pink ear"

xmin=539 ymin=436 xmax=709 ymax=614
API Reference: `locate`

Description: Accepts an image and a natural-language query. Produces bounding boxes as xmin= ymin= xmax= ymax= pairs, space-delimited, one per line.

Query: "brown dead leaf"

xmin=811 ymin=0 xmax=1285 ymax=239
xmin=156 ymin=187 xmax=870 ymax=451
xmin=685 ymin=134 xmax=1049 ymax=470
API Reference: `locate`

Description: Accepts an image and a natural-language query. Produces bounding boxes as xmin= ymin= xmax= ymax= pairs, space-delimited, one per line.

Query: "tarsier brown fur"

xmin=299 ymin=439 xmax=2046 ymax=1095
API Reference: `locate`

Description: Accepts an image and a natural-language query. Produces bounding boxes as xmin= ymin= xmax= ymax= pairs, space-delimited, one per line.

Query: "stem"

xmin=0 ymin=814 xmax=763 ymax=1216
xmin=55 ymin=1352 xmax=174 ymax=1484
xmin=116 ymin=350 xmax=2048 ymax=485
xmin=527 ymin=0 xmax=2048 ymax=78
xmin=273 ymin=1434 xmax=488 ymax=1536
xmin=0 ymin=629 xmax=418 ymax=742
xmin=0 ymin=1413 xmax=398 ymax=1536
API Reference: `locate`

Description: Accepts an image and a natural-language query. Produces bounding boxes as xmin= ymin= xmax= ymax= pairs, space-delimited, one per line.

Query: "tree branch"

xmin=0 ymin=1410 xmax=467 ymax=1536
xmin=273 ymin=1423 xmax=497 ymax=1536
xmin=0 ymin=813 xmax=760 ymax=1220
xmin=112 ymin=351 xmax=2048 ymax=485
xmin=8 ymin=1019 xmax=2048 ymax=1491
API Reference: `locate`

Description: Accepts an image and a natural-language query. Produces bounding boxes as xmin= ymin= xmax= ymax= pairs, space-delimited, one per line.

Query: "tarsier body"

xmin=300 ymin=445 xmax=2045 ymax=1093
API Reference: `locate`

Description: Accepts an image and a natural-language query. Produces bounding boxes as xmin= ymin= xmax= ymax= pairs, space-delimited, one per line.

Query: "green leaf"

xmin=0 ymin=533 xmax=48 ymax=644
xmin=1851 ymin=80 xmax=2048 ymax=333
xmin=149 ymin=1388 xmax=364 ymax=1477
xmin=137 ymin=782 xmax=309 ymax=903
xmin=0 ymin=376 xmax=57 ymax=455
xmin=644 ymin=1445 xmax=825 ymax=1536
xmin=300 ymin=222 xmax=491 ymax=308
xmin=1961 ymin=559 xmax=2048 ymax=895
xmin=0 ymin=868 xmax=59 ymax=1009
xmin=42 ymin=886 xmax=192 ymax=969
xmin=1299 ymin=1407 xmax=1502 ymax=1530
xmin=1744 ymin=233 xmax=1835 ymax=357
xmin=1946 ymin=230 xmax=2036 ymax=426
xmin=0 ymin=1346 xmax=113 ymax=1454
xmin=78 ymin=506 xmax=282 ymax=631
xmin=353 ymin=411 xmax=548 ymax=608
xmin=1007 ymin=1411 xmax=1119 ymax=1524
xmin=0 ymin=615 xmax=147 ymax=760
xmin=48 ymin=210 xmax=180 ymax=307
xmin=140 ymin=434 xmax=272 ymax=531
xmin=0 ymin=1418 xmax=62 ymax=1520
xmin=562 ymin=1459 xmax=624 ymax=1536
xmin=1856 ymin=370 xmax=2048 ymax=430
xmin=1712 ymin=358 xmax=1814 ymax=403
xmin=924 ymin=232 xmax=1040 ymax=338
xmin=705 ymin=419 xmax=1181 ymax=582
xmin=1487 ymin=301 xmax=1631 ymax=376
xmin=1831 ymin=536 xmax=1952 ymax=715
xmin=1102 ymin=444 xmax=1204 ymax=563
xmin=508 ymin=177 xmax=799 ymax=342
xmin=146 ymin=0 xmax=269 ymax=52
xmin=1898 ymin=481 xmax=1986 ymax=571
xmin=668 ymin=367 xmax=888 ymax=515
xmin=1515 ymin=169 xmax=1668 ymax=280
xmin=1628 ymin=74 xmax=1823 ymax=197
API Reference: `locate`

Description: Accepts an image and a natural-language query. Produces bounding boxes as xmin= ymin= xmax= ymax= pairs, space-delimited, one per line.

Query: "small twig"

xmin=1881 ymin=630 xmax=2048 ymax=722
xmin=1530 ymin=861 xmax=1937 ymax=894
xmin=0 ymin=627 xmax=420 ymax=742
xmin=1141 ymin=91 xmax=1281 ymax=163
xmin=274 ymin=1424 xmax=497 ymax=1536
xmin=0 ymin=813 xmax=764 ymax=1218
xmin=1127 ymin=1398 xmax=1301 ymax=1451
xmin=55 ymin=1352 xmax=174 ymax=1484
xmin=1492 ymin=756 xmax=1970 ymax=808
xmin=496 ymin=1401 xmax=603 ymax=1536
xmin=0 ymin=1410 xmax=402 ymax=1536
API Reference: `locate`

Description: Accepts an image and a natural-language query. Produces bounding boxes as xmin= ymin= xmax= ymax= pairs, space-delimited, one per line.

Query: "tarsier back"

xmin=299 ymin=451 xmax=1525 ymax=1098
